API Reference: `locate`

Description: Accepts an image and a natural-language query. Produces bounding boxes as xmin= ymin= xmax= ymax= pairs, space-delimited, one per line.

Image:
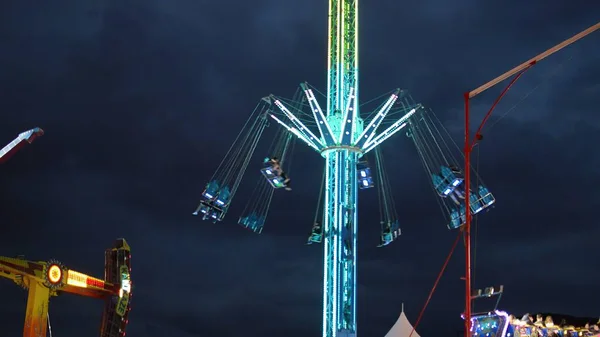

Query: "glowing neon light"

xmin=362 ymin=107 xmax=418 ymax=154
xmin=269 ymin=114 xmax=321 ymax=152
xmin=353 ymin=92 xmax=399 ymax=148
xmin=47 ymin=264 xmax=62 ymax=284
xmin=119 ymin=265 xmax=131 ymax=298
xmin=362 ymin=123 xmax=407 ymax=154
xmin=302 ymin=85 xmax=336 ymax=145
xmin=116 ymin=265 xmax=131 ymax=317
xmin=272 ymin=98 xmax=325 ymax=150
xmin=338 ymin=87 xmax=357 ymax=144
xmin=67 ymin=270 xmax=88 ymax=288
xmin=495 ymin=310 xmax=510 ymax=337
xmin=86 ymin=277 xmax=105 ymax=289
xmin=65 ymin=268 xmax=105 ymax=288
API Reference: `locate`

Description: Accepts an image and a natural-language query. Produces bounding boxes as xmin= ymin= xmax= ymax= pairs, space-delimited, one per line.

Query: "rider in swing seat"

xmin=268 ymin=157 xmax=292 ymax=190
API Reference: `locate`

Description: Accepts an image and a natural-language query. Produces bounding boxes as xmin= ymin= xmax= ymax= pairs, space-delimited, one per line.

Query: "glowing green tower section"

xmin=322 ymin=1 xmax=361 ymax=337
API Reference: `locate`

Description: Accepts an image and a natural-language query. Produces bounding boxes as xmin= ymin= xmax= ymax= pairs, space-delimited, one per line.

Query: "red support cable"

xmin=464 ymin=92 xmax=472 ymax=337
xmin=474 ymin=62 xmax=535 ymax=140
xmin=409 ymin=230 xmax=462 ymax=337
xmin=462 ymin=64 xmax=535 ymax=337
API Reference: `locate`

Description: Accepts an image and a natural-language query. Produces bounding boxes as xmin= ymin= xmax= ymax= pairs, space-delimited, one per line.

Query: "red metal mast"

xmin=462 ymin=22 xmax=599 ymax=337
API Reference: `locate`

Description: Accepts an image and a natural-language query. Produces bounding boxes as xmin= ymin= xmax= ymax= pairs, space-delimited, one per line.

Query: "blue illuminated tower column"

xmin=321 ymin=1 xmax=360 ymax=336
xmin=268 ymin=1 xmax=416 ymax=336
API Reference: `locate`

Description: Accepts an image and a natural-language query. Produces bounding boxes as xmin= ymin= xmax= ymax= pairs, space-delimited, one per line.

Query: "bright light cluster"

xmin=270 ymin=89 xmax=418 ymax=153
xmin=66 ymin=269 xmax=105 ymax=289
xmin=47 ymin=264 xmax=62 ymax=284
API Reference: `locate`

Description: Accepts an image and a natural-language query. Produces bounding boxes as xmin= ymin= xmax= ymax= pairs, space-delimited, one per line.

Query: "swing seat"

xmin=192 ymin=200 xmax=212 ymax=216
xmin=448 ymin=212 xmax=462 ymax=229
xmin=377 ymin=220 xmax=401 ymax=247
xmin=432 ymin=174 xmax=446 ymax=194
xmin=307 ymin=222 xmax=323 ymax=244
xmin=215 ymin=186 xmax=231 ymax=207
xmin=433 ymin=173 xmax=455 ymax=197
xmin=260 ymin=166 xmax=287 ymax=189
xmin=448 ymin=206 xmax=467 ymax=229
xmin=239 ymin=212 xmax=265 ymax=233
xmin=478 ymin=185 xmax=495 ymax=207
xmin=377 ymin=229 xmax=400 ymax=247
xmin=193 ymin=200 xmax=225 ymax=221
xmin=202 ymin=180 xmax=220 ymax=200
xmin=441 ymin=165 xmax=464 ymax=189
xmin=207 ymin=207 xmax=223 ymax=222
xmin=307 ymin=232 xmax=322 ymax=244
xmin=469 ymin=193 xmax=484 ymax=214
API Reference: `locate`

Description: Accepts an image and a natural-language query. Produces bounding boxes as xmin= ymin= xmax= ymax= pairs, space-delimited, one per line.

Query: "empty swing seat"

xmin=192 ymin=201 xmax=212 ymax=216
xmin=449 ymin=208 xmax=462 ymax=229
xmin=448 ymin=205 xmax=467 ymax=229
xmin=202 ymin=180 xmax=220 ymax=200
xmin=215 ymin=186 xmax=231 ymax=207
xmin=193 ymin=200 xmax=225 ymax=221
xmin=432 ymin=173 xmax=453 ymax=196
xmin=469 ymin=193 xmax=484 ymax=214
xmin=441 ymin=165 xmax=463 ymax=190
xmin=239 ymin=212 xmax=266 ymax=233
xmin=208 ymin=207 xmax=222 ymax=221
xmin=478 ymin=185 xmax=495 ymax=207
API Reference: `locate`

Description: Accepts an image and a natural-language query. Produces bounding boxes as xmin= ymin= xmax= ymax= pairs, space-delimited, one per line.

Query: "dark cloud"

xmin=1 ymin=0 xmax=599 ymax=336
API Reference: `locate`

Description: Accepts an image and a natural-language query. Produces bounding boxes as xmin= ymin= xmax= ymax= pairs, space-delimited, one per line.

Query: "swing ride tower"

xmin=266 ymin=2 xmax=415 ymax=336
xmin=194 ymin=1 xmax=417 ymax=336
xmin=316 ymin=1 xmax=361 ymax=335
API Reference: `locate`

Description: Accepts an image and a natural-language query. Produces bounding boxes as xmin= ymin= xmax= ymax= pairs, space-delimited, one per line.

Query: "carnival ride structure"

xmin=0 ymin=127 xmax=44 ymax=163
xmin=468 ymin=286 xmax=600 ymax=337
xmin=191 ymin=1 xmax=499 ymax=337
xmin=460 ymin=22 xmax=600 ymax=337
xmin=398 ymin=23 xmax=600 ymax=337
xmin=0 ymin=238 xmax=132 ymax=337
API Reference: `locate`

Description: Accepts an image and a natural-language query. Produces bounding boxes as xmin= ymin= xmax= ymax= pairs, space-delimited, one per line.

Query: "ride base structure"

xmin=0 ymin=238 xmax=132 ymax=337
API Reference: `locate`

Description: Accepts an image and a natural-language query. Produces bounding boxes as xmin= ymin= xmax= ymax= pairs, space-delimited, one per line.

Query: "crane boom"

xmin=0 ymin=127 xmax=44 ymax=163
xmin=469 ymin=22 xmax=600 ymax=98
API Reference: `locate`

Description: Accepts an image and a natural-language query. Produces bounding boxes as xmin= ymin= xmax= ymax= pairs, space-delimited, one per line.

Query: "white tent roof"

xmin=385 ymin=305 xmax=421 ymax=337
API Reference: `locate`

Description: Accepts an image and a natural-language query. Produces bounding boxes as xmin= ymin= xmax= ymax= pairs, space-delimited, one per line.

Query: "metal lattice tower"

xmin=267 ymin=1 xmax=416 ymax=336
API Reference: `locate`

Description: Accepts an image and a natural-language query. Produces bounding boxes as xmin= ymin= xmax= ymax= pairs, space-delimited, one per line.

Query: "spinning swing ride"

xmin=191 ymin=1 xmax=496 ymax=337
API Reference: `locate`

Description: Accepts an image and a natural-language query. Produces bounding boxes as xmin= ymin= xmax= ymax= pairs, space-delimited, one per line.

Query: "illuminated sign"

xmin=116 ymin=291 xmax=130 ymax=317
xmin=67 ymin=270 xmax=87 ymax=288
xmin=86 ymin=277 xmax=105 ymax=289
xmin=47 ymin=264 xmax=63 ymax=284
xmin=118 ymin=265 xmax=131 ymax=298
xmin=116 ymin=265 xmax=131 ymax=317
xmin=66 ymin=269 xmax=105 ymax=289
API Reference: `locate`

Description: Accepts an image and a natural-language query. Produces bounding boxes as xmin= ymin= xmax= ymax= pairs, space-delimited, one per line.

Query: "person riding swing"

xmin=267 ymin=157 xmax=291 ymax=190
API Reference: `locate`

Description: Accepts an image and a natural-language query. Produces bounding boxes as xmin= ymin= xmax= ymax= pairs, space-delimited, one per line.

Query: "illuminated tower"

xmin=267 ymin=1 xmax=416 ymax=336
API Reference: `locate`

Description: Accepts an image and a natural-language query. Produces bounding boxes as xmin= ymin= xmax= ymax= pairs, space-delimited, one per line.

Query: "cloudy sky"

xmin=0 ymin=0 xmax=598 ymax=336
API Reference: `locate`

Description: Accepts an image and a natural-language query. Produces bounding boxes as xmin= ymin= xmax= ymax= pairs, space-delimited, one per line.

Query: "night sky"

xmin=1 ymin=0 xmax=599 ymax=336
